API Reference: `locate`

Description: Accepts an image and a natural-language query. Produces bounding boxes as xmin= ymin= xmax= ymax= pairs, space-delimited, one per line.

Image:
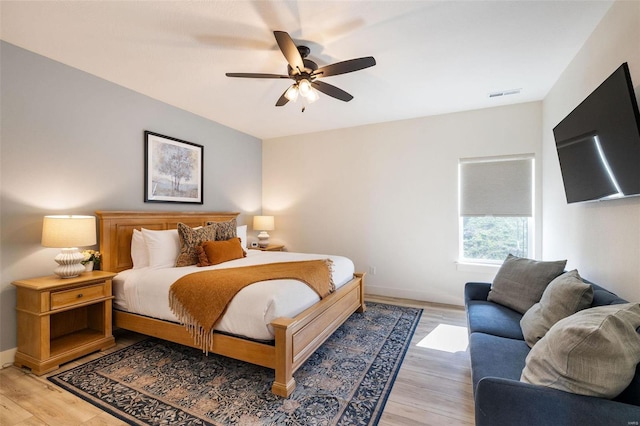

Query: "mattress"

xmin=113 ymin=249 xmax=355 ymax=341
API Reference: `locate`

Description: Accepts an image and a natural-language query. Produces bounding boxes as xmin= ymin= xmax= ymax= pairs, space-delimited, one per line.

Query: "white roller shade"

xmin=460 ymin=157 xmax=533 ymax=217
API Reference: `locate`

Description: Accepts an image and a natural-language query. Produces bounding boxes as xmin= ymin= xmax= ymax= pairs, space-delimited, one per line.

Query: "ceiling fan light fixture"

xmin=305 ymin=88 xmax=319 ymax=103
xmin=284 ymin=85 xmax=299 ymax=102
xmin=298 ymin=79 xmax=312 ymax=97
xmin=226 ymin=31 xmax=375 ymax=107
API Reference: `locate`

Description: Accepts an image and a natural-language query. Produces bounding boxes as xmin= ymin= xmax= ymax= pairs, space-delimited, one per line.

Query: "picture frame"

xmin=144 ymin=131 xmax=203 ymax=204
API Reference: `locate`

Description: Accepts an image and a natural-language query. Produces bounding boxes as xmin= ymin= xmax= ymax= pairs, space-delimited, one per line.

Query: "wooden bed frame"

xmin=96 ymin=211 xmax=365 ymax=397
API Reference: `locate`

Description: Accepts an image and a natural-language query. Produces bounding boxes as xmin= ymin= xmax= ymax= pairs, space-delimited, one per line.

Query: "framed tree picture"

xmin=144 ymin=131 xmax=203 ymax=204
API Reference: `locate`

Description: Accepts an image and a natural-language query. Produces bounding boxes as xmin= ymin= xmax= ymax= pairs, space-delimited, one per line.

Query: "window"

xmin=459 ymin=155 xmax=534 ymax=263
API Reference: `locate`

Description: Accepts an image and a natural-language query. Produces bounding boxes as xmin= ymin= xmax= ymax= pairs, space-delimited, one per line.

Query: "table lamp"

xmin=253 ymin=215 xmax=275 ymax=248
xmin=42 ymin=215 xmax=97 ymax=278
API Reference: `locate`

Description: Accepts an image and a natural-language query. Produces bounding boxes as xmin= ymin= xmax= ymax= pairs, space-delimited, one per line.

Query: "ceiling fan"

xmin=226 ymin=31 xmax=376 ymax=107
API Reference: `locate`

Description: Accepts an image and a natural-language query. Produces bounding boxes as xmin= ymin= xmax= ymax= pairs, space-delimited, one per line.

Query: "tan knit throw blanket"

xmin=169 ymin=259 xmax=334 ymax=353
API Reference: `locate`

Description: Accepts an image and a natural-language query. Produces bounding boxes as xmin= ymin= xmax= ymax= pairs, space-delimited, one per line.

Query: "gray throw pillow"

xmin=488 ymin=254 xmax=567 ymax=314
xmin=520 ymin=270 xmax=593 ymax=347
xmin=521 ymin=303 xmax=640 ymax=399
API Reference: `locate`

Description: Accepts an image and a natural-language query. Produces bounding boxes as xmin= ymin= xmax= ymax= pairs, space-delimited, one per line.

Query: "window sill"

xmin=455 ymin=261 xmax=501 ymax=273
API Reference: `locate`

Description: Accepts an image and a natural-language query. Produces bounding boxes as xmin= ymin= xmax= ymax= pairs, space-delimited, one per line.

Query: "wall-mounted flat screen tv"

xmin=553 ymin=62 xmax=640 ymax=204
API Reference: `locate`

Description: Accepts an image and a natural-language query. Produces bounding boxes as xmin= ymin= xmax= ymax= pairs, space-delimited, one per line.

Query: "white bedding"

xmin=113 ymin=250 xmax=355 ymax=341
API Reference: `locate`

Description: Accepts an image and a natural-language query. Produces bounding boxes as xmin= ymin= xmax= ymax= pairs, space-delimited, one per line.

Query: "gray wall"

xmin=0 ymin=42 xmax=262 ymax=352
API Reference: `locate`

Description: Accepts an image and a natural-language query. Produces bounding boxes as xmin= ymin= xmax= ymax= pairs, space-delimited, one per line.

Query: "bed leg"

xmin=272 ymin=378 xmax=296 ymax=398
xmin=355 ymin=273 xmax=367 ymax=313
xmin=272 ymin=318 xmax=296 ymax=397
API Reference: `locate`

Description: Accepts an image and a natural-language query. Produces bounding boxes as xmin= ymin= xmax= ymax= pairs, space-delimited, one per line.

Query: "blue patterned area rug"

xmin=48 ymin=302 xmax=421 ymax=425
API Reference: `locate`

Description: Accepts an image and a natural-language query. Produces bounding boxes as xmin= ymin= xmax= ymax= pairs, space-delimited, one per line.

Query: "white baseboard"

xmin=1 ymin=347 xmax=16 ymax=368
xmin=365 ymin=285 xmax=463 ymax=307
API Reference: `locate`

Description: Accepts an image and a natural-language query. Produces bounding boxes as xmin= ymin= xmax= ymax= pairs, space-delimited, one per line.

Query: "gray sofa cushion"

xmin=592 ymin=288 xmax=628 ymax=306
xmin=488 ymin=254 xmax=567 ymax=314
xmin=520 ymin=270 xmax=593 ymax=347
xmin=521 ymin=303 xmax=640 ymax=399
xmin=469 ymin=332 xmax=531 ymax=391
xmin=466 ymin=300 xmax=524 ymax=340
xmin=475 ymin=376 xmax=640 ymax=426
xmin=615 ymin=363 xmax=640 ymax=405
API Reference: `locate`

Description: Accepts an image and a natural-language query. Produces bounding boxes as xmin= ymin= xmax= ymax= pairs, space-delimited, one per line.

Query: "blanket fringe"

xmin=324 ymin=258 xmax=335 ymax=293
xmin=169 ymin=292 xmax=214 ymax=354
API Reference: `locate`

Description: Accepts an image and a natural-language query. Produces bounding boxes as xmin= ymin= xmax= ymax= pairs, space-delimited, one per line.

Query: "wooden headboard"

xmin=96 ymin=211 xmax=240 ymax=273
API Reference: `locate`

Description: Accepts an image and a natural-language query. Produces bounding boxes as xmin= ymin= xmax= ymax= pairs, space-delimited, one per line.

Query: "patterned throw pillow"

xmin=175 ymin=222 xmax=217 ymax=267
xmin=206 ymin=219 xmax=237 ymax=241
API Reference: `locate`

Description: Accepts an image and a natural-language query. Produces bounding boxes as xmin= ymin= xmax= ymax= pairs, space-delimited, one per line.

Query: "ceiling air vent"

xmin=489 ymin=88 xmax=521 ymax=98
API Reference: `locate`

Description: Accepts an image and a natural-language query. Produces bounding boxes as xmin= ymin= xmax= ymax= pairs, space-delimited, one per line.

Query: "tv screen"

xmin=553 ymin=62 xmax=640 ymax=203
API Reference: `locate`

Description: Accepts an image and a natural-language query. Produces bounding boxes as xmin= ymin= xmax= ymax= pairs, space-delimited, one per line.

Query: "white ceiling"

xmin=1 ymin=1 xmax=613 ymax=140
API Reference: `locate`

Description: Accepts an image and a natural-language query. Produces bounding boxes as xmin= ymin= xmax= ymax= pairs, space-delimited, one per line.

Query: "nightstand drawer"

xmin=51 ymin=283 xmax=105 ymax=309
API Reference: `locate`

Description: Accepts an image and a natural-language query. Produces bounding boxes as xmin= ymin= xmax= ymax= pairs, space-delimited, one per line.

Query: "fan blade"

xmin=273 ymin=31 xmax=305 ymax=74
xmin=313 ymin=57 xmax=376 ymax=78
xmin=226 ymin=73 xmax=289 ymax=79
xmin=311 ymin=80 xmax=354 ymax=102
xmin=275 ymin=89 xmax=290 ymax=107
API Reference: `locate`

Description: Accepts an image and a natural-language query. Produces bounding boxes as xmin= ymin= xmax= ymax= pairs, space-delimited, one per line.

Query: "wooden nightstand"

xmin=256 ymin=244 xmax=285 ymax=251
xmin=12 ymin=270 xmax=116 ymax=375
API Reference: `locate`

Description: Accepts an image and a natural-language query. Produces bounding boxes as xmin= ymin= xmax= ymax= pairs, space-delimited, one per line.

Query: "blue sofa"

xmin=465 ymin=281 xmax=640 ymax=426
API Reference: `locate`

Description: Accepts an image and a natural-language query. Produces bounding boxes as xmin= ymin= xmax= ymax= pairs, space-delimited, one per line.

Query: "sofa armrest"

xmin=464 ymin=282 xmax=491 ymax=303
xmin=475 ymin=377 xmax=640 ymax=426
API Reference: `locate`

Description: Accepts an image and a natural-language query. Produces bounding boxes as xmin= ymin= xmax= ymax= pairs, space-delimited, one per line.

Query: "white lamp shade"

xmin=253 ymin=215 xmax=275 ymax=231
xmin=305 ymin=88 xmax=319 ymax=103
xmin=285 ymin=85 xmax=299 ymax=102
xmin=42 ymin=215 xmax=97 ymax=248
xmin=298 ymin=79 xmax=312 ymax=96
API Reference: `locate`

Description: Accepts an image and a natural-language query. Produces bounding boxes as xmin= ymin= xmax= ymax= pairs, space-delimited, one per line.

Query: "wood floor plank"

xmin=0 ymin=296 xmax=475 ymax=425
xmin=0 ymin=393 xmax=33 ymax=425
xmin=394 ymin=368 xmax=473 ymax=400
xmin=387 ymin=380 xmax=474 ymax=424
xmin=8 ymin=416 xmax=48 ymax=426
xmin=0 ymin=367 xmax=105 ymax=425
xmin=80 ymin=412 xmax=128 ymax=426
xmin=370 ymin=295 xmax=474 ymax=425
xmin=379 ymin=400 xmax=475 ymax=426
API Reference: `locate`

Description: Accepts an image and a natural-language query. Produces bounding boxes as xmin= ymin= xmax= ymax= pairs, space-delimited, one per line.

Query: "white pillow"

xmin=131 ymin=229 xmax=149 ymax=269
xmin=236 ymin=225 xmax=247 ymax=250
xmin=141 ymin=228 xmax=180 ymax=269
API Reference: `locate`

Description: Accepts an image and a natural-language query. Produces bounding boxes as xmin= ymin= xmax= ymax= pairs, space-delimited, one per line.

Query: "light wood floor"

xmin=0 ymin=296 xmax=474 ymax=425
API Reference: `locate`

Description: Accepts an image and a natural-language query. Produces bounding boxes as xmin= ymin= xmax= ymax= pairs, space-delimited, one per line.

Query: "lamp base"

xmin=257 ymin=231 xmax=270 ymax=248
xmin=53 ymin=248 xmax=86 ymax=278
